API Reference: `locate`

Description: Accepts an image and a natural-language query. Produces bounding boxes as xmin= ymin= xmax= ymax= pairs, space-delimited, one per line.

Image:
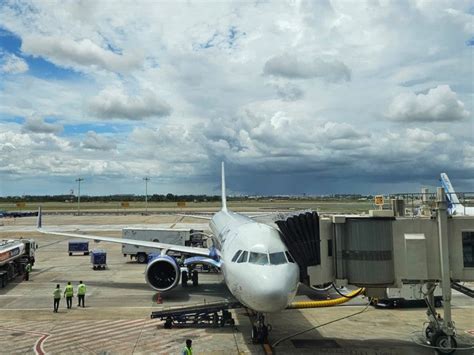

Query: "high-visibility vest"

xmin=65 ymin=285 xmax=74 ymax=297
xmin=25 ymin=264 xmax=31 ymax=272
xmin=183 ymin=346 xmax=192 ymax=355
xmin=53 ymin=288 xmax=62 ymax=299
xmin=78 ymin=284 xmax=86 ymax=295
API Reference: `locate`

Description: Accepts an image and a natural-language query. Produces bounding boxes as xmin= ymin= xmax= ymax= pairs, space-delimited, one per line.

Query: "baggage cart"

xmin=68 ymin=241 xmax=89 ymax=256
xmin=91 ymin=249 xmax=107 ymax=270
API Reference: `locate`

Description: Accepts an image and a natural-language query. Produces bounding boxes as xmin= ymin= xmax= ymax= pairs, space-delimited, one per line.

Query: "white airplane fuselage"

xmin=209 ymin=210 xmax=299 ymax=313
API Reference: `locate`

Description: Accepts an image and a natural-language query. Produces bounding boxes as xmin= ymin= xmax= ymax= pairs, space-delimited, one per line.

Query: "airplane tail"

xmin=221 ymin=162 xmax=227 ymax=212
xmin=440 ymin=173 xmax=463 ymax=213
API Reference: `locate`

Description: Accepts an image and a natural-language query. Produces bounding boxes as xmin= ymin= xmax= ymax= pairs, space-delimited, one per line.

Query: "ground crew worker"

xmin=24 ymin=262 xmax=31 ymax=281
xmin=53 ymin=284 xmax=61 ymax=313
xmin=64 ymin=281 xmax=74 ymax=309
xmin=77 ymin=280 xmax=86 ymax=308
xmin=182 ymin=339 xmax=192 ymax=355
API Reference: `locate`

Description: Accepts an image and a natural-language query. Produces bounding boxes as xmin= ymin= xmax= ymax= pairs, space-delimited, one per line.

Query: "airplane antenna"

xmin=221 ymin=162 xmax=227 ymax=211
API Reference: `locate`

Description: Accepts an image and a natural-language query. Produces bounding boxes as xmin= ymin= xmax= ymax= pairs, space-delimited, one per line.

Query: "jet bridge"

xmin=282 ymin=188 xmax=474 ymax=354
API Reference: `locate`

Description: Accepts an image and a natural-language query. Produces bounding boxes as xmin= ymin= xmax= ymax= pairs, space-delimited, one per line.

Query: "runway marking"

xmin=0 ymin=325 xmax=50 ymax=355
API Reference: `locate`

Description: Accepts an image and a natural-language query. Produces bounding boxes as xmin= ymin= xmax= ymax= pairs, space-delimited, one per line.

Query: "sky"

xmin=0 ymin=0 xmax=473 ymax=196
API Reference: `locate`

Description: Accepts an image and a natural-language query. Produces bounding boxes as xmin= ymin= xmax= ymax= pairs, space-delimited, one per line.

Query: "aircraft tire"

xmin=181 ymin=271 xmax=188 ymax=287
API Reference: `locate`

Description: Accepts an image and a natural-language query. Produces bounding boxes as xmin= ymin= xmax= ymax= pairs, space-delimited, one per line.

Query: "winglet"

xmin=36 ymin=206 xmax=42 ymax=229
xmin=221 ymin=161 xmax=227 ymax=211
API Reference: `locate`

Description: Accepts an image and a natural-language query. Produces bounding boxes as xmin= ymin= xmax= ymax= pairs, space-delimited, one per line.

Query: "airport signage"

xmin=374 ymin=195 xmax=384 ymax=206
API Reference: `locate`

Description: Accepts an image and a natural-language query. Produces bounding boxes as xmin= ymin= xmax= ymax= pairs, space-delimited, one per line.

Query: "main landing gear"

xmin=251 ymin=313 xmax=271 ymax=344
xmin=181 ymin=269 xmax=199 ymax=287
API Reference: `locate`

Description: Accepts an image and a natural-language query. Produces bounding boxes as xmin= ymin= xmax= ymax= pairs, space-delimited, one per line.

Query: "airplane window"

xmin=249 ymin=252 xmax=269 ymax=265
xmin=285 ymin=251 xmax=295 ymax=263
xmin=269 ymin=252 xmax=287 ymax=265
xmin=232 ymin=250 xmax=242 ymax=262
xmin=237 ymin=251 xmax=248 ymax=263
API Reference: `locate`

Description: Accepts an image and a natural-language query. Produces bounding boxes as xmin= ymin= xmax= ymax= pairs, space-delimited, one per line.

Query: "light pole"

xmin=75 ymin=178 xmax=84 ymax=215
xmin=143 ymin=177 xmax=150 ymax=214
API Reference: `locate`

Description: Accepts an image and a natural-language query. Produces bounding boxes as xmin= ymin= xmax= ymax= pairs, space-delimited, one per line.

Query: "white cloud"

xmin=81 ymin=131 xmax=116 ymax=151
xmin=21 ymin=35 xmax=142 ymax=72
xmin=387 ymin=85 xmax=470 ymax=122
xmin=89 ymin=87 xmax=171 ymax=120
xmin=263 ymin=54 xmax=351 ymax=82
xmin=1 ymin=53 xmax=28 ymax=74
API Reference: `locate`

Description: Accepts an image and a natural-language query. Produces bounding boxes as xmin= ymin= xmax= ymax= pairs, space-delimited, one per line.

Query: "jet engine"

xmin=145 ymin=254 xmax=180 ymax=292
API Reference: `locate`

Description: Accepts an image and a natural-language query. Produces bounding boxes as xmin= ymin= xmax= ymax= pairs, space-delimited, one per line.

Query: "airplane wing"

xmin=37 ymin=228 xmax=210 ymax=257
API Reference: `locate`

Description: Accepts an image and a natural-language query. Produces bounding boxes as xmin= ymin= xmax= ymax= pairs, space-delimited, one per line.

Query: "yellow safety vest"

xmin=183 ymin=347 xmax=192 ymax=355
xmin=65 ymin=285 xmax=74 ymax=297
xmin=53 ymin=288 xmax=61 ymax=299
xmin=78 ymin=284 xmax=86 ymax=295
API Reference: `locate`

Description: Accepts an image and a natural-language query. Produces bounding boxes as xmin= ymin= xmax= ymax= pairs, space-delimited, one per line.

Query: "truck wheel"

xmin=192 ymin=270 xmax=199 ymax=286
xmin=137 ymin=253 xmax=147 ymax=264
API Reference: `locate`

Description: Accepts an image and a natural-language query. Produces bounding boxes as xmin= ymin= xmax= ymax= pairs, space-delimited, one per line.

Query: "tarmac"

xmin=0 ymin=214 xmax=473 ymax=354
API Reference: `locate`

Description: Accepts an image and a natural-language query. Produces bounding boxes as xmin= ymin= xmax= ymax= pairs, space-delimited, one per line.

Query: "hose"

xmin=287 ymin=288 xmax=365 ymax=309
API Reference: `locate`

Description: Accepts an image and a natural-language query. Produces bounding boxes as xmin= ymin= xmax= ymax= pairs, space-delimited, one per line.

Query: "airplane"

xmin=440 ymin=173 xmax=474 ymax=216
xmin=37 ymin=162 xmax=300 ymax=342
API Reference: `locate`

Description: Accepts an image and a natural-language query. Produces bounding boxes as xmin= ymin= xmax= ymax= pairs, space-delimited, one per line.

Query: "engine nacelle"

xmin=145 ymin=254 xmax=180 ymax=292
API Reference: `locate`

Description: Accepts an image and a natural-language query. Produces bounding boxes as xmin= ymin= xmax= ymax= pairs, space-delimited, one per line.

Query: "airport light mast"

xmin=75 ymin=178 xmax=84 ymax=216
xmin=143 ymin=177 xmax=150 ymax=214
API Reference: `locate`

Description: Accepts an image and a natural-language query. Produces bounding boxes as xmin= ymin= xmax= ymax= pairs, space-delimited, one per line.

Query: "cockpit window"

xmin=249 ymin=252 xmax=269 ymax=265
xmin=269 ymin=252 xmax=287 ymax=265
xmin=237 ymin=251 xmax=248 ymax=263
xmin=285 ymin=251 xmax=295 ymax=263
xmin=232 ymin=250 xmax=242 ymax=262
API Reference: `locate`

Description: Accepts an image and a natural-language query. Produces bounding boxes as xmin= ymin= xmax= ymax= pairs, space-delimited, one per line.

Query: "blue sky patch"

xmin=62 ymin=123 xmax=133 ymax=136
xmin=0 ymin=27 xmax=82 ymax=80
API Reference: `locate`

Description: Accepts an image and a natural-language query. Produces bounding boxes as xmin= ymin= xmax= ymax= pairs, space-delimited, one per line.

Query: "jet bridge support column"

xmin=424 ymin=187 xmax=457 ymax=353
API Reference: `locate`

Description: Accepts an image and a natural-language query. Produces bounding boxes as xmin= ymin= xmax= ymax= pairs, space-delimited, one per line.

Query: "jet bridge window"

xmin=237 ymin=251 xmax=248 ymax=263
xmin=462 ymin=231 xmax=474 ymax=267
xmin=232 ymin=250 xmax=242 ymax=262
xmin=269 ymin=252 xmax=287 ymax=265
xmin=249 ymin=252 xmax=269 ymax=265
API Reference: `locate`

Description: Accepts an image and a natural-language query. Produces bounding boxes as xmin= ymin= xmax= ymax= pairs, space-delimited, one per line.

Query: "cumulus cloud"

xmin=81 ymin=131 xmax=116 ymax=151
xmin=1 ymin=53 xmax=28 ymax=74
xmin=263 ymin=54 xmax=351 ymax=82
xmin=22 ymin=116 xmax=62 ymax=134
xmin=89 ymin=87 xmax=171 ymax=120
xmin=21 ymin=35 xmax=142 ymax=72
xmin=387 ymin=85 xmax=470 ymax=122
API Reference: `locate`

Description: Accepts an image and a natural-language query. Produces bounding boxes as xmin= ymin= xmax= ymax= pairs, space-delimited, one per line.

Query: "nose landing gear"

xmin=251 ymin=313 xmax=272 ymax=344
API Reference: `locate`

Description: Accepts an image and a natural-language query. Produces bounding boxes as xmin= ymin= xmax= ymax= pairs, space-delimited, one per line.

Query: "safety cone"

xmin=156 ymin=292 xmax=163 ymax=304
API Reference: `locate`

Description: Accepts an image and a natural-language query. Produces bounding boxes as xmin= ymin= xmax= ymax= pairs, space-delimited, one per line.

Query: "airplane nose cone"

xmin=245 ymin=265 xmax=298 ymax=313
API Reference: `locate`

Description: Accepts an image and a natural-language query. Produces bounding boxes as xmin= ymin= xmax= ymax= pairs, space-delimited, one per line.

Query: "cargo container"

xmin=68 ymin=240 xmax=89 ymax=256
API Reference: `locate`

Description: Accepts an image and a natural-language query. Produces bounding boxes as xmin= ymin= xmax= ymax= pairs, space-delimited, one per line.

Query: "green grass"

xmin=0 ymin=199 xmax=376 ymax=213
